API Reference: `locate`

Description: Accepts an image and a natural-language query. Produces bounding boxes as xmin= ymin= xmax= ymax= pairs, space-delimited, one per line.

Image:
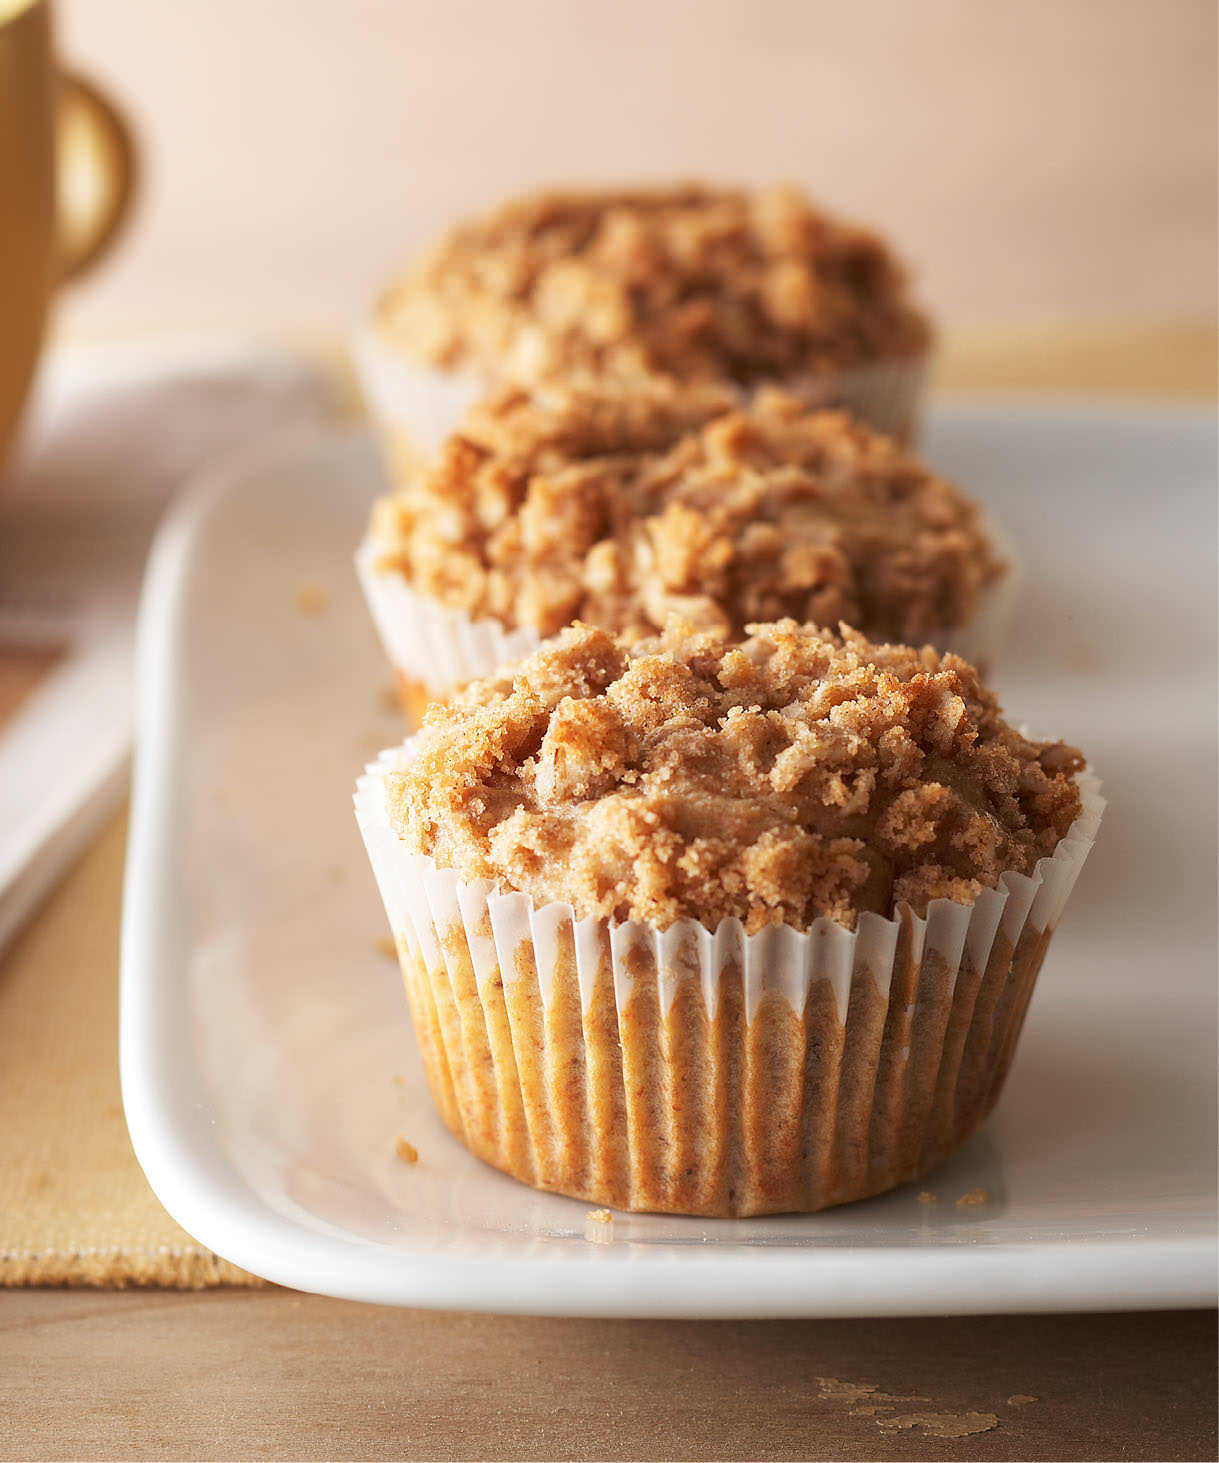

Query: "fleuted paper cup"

xmin=354 ymin=537 xmax=539 ymax=722
xmin=355 ymin=741 xmax=1103 ymax=1217
xmin=355 ymin=530 xmax=1019 ymax=722
xmin=353 ymin=324 xmax=931 ymax=486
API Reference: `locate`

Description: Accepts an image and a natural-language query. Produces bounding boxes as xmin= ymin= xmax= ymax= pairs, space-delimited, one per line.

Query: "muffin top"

xmin=389 ymin=619 xmax=1085 ymax=934
xmin=370 ymin=382 xmax=1003 ymax=646
xmin=375 ymin=184 xmax=931 ymax=387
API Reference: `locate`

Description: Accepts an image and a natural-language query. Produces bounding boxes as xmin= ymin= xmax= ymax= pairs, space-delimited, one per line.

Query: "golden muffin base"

xmin=392 ymin=909 xmax=1053 ymax=1218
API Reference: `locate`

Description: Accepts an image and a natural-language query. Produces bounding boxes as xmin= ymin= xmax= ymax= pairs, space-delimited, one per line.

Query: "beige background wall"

xmin=57 ymin=0 xmax=1217 ymax=336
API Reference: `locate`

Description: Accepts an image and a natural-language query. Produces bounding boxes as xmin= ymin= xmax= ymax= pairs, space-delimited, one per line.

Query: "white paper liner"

xmin=356 ymin=537 xmax=538 ymax=694
xmin=356 ymin=527 xmax=1019 ymax=700
xmin=357 ymin=741 xmax=1102 ymax=1023
xmin=353 ymin=324 xmax=930 ymax=466
xmin=354 ymin=737 xmax=1102 ymax=1214
xmin=353 ymin=327 xmax=486 ymax=465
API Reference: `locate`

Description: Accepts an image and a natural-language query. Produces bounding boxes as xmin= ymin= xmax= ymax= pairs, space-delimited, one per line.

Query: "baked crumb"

xmin=390 ymin=619 xmax=1085 ymax=932
xmin=392 ymin=1073 xmax=406 ymax=1087
xmin=394 ymin=1135 xmax=418 ymax=1164
xmin=817 ymin=1378 xmax=926 ymax=1405
xmin=587 ymin=1208 xmax=613 ymax=1223
xmin=877 ymin=1412 xmax=999 ymax=1439
xmin=1007 ymin=1395 xmax=1038 ymax=1407
xmin=956 ymin=1187 xmax=989 ymax=1208
xmin=377 ymin=183 xmax=930 ymax=386
xmin=371 ymin=382 xmax=1001 ymax=645
xmin=373 ymin=934 xmax=398 ymax=959
xmin=294 ymin=583 xmax=329 ymax=616
xmin=917 ymin=1191 xmax=936 ymax=1203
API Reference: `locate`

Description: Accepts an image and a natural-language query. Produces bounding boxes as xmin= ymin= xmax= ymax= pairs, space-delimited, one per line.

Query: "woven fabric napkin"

xmin=0 ymin=339 xmax=348 ymax=1285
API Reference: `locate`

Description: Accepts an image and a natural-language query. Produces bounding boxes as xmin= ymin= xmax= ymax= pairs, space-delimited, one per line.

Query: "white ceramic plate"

xmin=121 ymin=404 xmax=1218 ymax=1317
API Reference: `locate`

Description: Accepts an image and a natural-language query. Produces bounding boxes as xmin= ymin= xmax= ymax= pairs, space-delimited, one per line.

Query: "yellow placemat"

xmin=0 ymin=811 xmax=262 ymax=1286
xmin=0 ymin=326 xmax=1213 ymax=1288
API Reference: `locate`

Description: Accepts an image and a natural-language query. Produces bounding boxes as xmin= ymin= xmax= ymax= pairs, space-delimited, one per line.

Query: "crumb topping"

xmin=371 ymin=383 xmax=1002 ymax=645
xmin=388 ymin=620 xmax=1085 ymax=933
xmin=376 ymin=184 xmax=931 ymax=386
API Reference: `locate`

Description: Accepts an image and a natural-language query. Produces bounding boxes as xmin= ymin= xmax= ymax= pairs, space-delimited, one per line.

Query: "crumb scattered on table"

xmin=394 ymin=1135 xmax=418 ymax=1164
xmin=374 ymin=935 xmax=398 ymax=958
xmin=294 ymin=583 xmax=329 ymax=616
xmin=392 ymin=1074 xmax=406 ymax=1087
xmin=816 ymin=1378 xmax=927 ymax=1405
xmin=917 ymin=1191 xmax=936 ymax=1203
xmin=956 ymin=1187 xmax=989 ymax=1208
xmin=587 ymin=1208 xmax=612 ymax=1223
xmin=878 ymin=1411 xmax=999 ymax=1439
xmin=380 ymin=682 xmax=404 ymax=713
xmin=1007 ymin=1394 xmax=1038 ymax=1406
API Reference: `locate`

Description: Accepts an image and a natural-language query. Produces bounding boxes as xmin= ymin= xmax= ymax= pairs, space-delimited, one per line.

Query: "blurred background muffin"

xmin=358 ymin=183 xmax=932 ymax=475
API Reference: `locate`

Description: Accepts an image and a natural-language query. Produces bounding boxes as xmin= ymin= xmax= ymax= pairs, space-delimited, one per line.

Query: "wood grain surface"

xmin=2 ymin=1291 xmax=1214 ymax=1462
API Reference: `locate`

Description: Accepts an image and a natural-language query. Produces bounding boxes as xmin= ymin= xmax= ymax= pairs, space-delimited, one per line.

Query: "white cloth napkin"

xmin=0 ymin=336 xmax=338 ymax=950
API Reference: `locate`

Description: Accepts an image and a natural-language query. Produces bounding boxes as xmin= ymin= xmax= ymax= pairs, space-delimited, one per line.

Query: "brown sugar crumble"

xmin=388 ymin=619 xmax=1085 ymax=933
xmin=370 ymin=382 xmax=1002 ymax=646
xmin=376 ymin=184 xmax=931 ymax=387
xmin=394 ymin=1135 xmax=419 ymax=1164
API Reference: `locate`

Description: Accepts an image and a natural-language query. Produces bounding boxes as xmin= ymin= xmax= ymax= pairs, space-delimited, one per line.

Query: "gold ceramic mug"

xmin=0 ymin=0 xmax=133 ymax=464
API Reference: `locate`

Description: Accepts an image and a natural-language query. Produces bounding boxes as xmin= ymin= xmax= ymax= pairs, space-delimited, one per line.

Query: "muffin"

xmin=356 ymin=381 xmax=1012 ymax=720
xmin=356 ymin=183 xmax=933 ymax=479
xmin=355 ymin=619 xmax=1103 ymax=1217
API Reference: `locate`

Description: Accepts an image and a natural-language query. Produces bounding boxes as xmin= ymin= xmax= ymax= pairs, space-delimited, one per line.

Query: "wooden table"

xmin=2 ymin=330 xmax=1215 ymax=1462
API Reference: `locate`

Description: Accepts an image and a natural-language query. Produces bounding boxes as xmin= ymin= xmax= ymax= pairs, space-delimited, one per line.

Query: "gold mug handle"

xmin=55 ymin=69 xmax=135 ymax=282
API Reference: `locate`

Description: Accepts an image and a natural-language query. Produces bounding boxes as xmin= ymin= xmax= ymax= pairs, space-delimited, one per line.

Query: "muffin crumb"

xmin=293 ymin=582 xmax=329 ymax=616
xmin=917 ymin=1191 xmax=936 ymax=1203
xmin=394 ymin=1135 xmax=418 ymax=1164
xmin=1007 ymin=1395 xmax=1038 ymax=1407
xmin=956 ymin=1187 xmax=989 ymax=1208
xmin=373 ymin=934 xmax=398 ymax=959
xmin=877 ymin=1412 xmax=999 ymax=1439
xmin=587 ymin=1208 xmax=613 ymax=1223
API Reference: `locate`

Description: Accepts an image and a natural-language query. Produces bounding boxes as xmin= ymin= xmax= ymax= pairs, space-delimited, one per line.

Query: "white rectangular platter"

xmin=121 ymin=404 xmax=1218 ymax=1316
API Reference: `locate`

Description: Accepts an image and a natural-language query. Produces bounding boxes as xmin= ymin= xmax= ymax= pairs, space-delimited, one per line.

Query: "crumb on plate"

xmin=956 ymin=1187 xmax=989 ymax=1208
xmin=394 ymin=1135 xmax=418 ymax=1164
xmin=294 ymin=583 xmax=329 ymax=616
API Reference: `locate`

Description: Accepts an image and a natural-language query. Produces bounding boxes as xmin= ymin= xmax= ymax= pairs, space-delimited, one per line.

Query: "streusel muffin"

xmin=355 ymin=619 xmax=1102 ymax=1216
xmin=357 ymin=183 xmax=933 ymax=478
xmin=356 ymin=381 xmax=1010 ymax=719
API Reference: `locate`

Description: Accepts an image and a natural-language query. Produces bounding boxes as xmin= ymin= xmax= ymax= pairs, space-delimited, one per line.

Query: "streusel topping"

xmin=388 ymin=620 xmax=1085 ymax=933
xmin=371 ymin=383 xmax=1002 ymax=645
xmin=376 ymin=184 xmax=931 ymax=386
